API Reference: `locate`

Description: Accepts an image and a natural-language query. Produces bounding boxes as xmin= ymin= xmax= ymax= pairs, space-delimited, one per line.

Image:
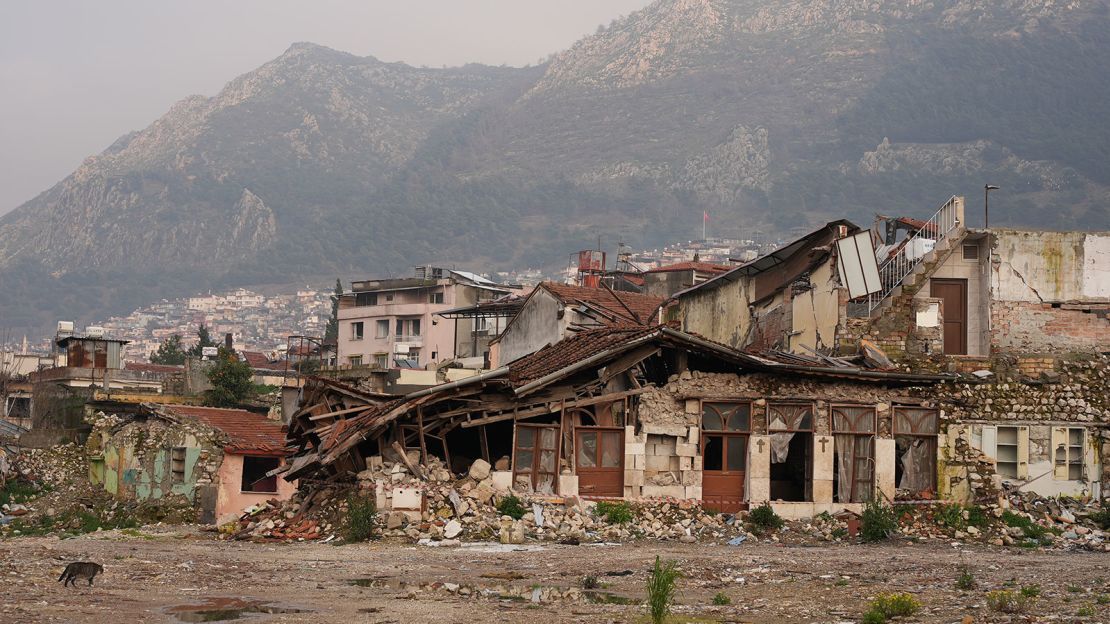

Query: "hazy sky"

xmin=0 ymin=0 xmax=652 ymax=214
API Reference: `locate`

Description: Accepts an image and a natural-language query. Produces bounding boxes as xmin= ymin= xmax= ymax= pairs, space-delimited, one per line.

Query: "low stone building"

xmin=87 ymin=403 xmax=296 ymax=523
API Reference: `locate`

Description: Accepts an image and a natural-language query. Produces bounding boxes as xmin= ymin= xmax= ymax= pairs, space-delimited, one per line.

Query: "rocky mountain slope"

xmin=2 ymin=0 xmax=1109 ymax=332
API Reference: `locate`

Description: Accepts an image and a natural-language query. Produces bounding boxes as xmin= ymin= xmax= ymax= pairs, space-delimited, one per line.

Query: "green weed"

xmin=594 ymin=501 xmax=634 ymax=524
xmin=342 ymin=494 xmax=378 ymax=542
xmin=496 ymin=495 xmax=526 ymax=520
xmin=861 ymin=499 xmax=898 ymax=543
xmin=861 ymin=592 xmax=921 ymax=623
xmin=711 ymin=592 xmax=731 ymax=605
xmin=646 ymin=556 xmax=681 ymax=624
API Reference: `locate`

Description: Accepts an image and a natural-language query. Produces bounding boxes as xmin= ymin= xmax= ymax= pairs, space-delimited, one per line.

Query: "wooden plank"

xmin=308 ymin=405 xmax=376 ymax=421
xmin=391 ymin=440 xmax=426 ymax=480
xmin=417 ymin=406 xmax=428 ymax=463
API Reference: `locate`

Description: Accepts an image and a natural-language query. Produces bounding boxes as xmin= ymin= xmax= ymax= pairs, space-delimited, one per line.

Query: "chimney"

xmin=224 ymin=333 xmax=233 ymax=350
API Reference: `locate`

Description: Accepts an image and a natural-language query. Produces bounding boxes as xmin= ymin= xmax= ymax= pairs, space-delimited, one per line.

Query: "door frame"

xmin=512 ymin=422 xmax=561 ymax=493
xmin=701 ymin=431 xmax=748 ymax=512
xmin=573 ymin=426 xmax=625 ymax=498
xmin=930 ymin=278 xmax=968 ymax=355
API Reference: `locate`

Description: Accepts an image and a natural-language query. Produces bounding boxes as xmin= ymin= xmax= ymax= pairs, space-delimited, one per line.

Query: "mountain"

xmin=3 ymin=0 xmax=1110 ymax=333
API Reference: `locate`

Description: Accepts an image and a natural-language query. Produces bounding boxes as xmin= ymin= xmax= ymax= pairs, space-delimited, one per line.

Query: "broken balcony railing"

xmin=863 ymin=196 xmax=962 ymax=315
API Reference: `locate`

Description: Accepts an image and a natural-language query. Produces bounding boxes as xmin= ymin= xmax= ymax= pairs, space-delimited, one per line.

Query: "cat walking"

xmin=58 ymin=562 xmax=103 ymax=587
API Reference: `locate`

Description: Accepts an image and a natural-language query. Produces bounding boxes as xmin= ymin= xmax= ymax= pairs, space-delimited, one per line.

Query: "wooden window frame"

xmin=831 ymin=405 xmax=876 ymax=503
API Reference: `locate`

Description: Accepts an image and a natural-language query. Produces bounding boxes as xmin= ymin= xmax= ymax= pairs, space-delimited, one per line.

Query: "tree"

xmin=204 ymin=346 xmax=254 ymax=407
xmin=324 ymin=278 xmax=343 ymax=342
xmin=149 ymin=334 xmax=186 ymax=365
xmin=187 ymin=324 xmax=217 ymax=357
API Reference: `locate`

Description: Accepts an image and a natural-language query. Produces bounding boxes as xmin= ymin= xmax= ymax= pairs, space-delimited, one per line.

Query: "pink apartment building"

xmin=337 ymin=267 xmax=520 ymax=369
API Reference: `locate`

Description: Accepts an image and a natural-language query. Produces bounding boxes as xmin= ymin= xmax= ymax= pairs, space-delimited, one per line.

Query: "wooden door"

xmin=702 ymin=433 xmax=747 ymax=513
xmin=513 ymin=424 xmax=559 ymax=494
xmin=575 ymin=427 xmax=624 ymax=497
xmin=931 ymin=279 xmax=968 ymax=355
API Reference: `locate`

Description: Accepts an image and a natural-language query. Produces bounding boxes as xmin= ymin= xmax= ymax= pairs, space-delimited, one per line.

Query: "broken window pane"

xmin=702 ymin=409 xmax=723 ymax=431
xmin=517 ymin=426 xmax=535 ymax=448
xmin=703 ymin=435 xmax=723 ymax=471
xmin=540 ymin=427 xmax=557 ymax=449
xmin=516 ymin=450 xmax=534 ymax=473
xmin=600 ymin=432 xmax=621 ymax=468
xmin=577 ymin=432 xmax=597 ymax=468
xmin=540 ymin=450 xmax=556 ymax=472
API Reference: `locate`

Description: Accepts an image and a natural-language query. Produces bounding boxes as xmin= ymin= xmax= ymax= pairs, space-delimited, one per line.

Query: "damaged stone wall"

xmin=933 ymin=354 xmax=1110 ymax=500
xmin=85 ymin=412 xmax=223 ymax=512
xmin=626 ymin=387 xmax=701 ymax=500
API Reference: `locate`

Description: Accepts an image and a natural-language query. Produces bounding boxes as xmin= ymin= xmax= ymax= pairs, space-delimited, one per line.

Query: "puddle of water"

xmin=165 ymin=597 xmax=308 ymax=622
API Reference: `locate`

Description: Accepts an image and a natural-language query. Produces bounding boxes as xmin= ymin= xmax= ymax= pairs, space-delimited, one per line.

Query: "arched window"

xmin=702 ymin=402 xmax=750 ymax=432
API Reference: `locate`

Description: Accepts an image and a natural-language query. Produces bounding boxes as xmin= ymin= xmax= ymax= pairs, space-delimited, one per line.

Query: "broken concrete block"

xmin=391 ymin=487 xmax=423 ymax=510
xmin=558 ymin=474 xmax=578 ymax=496
xmin=443 ymin=519 xmax=462 ymax=539
xmin=468 ymin=458 xmax=491 ymax=480
xmin=386 ymin=511 xmax=407 ymax=529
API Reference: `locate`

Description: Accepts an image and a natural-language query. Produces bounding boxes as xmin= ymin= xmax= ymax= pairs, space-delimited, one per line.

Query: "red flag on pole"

xmin=703 ymin=210 xmax=709 ymax=223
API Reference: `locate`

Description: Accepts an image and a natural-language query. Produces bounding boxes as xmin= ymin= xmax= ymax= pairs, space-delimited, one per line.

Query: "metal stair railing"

xmin=867 ymin=195 xmax=962 ymax=314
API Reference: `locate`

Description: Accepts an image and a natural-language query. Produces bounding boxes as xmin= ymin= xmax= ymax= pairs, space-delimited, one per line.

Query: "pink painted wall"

xmin=215 ymin=454 xmax=297 ymax=521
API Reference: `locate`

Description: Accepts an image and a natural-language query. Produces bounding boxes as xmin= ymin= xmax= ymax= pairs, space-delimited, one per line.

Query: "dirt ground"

xmin=2 ymin=528 xmax=1108 ymax=623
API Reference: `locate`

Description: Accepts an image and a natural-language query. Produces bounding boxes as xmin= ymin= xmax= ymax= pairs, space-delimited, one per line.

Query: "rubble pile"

xmin=1 ymin=444 xmax=195 ymax=535
xmin=895 ymin=494 xmax=1108 ymax=551
xmin=218 ymin=492 xmax=341 ymax=542
xmin=354 ymin=455 xmax=744 ymax=544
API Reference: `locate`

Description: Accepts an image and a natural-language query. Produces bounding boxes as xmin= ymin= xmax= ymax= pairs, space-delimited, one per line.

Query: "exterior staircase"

xmin=866 ymin=196 xmax=966 ymax=317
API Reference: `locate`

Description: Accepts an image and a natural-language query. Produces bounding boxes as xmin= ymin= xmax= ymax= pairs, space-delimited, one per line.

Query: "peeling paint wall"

xmin=989 ymin=230 xmax=1110 ymax=353
xmin=675 ymin=257 xmax=843 ymax=354
xmin=674 ymin=277 xmax=753 ymax=349
xmin=87 ymin=415 xmax=220 ymax=509
xmin=992 ymin=230 xmax=1108 ymax=303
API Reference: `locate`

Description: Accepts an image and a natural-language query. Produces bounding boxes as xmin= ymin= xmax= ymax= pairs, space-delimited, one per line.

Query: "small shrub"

xmin=594 ymin=501 xmax=634 ymax=524
xmin=1077 ymin=604 xmax=1096 ymax=617
xmin=935 ymin=503 xmax=987 ymax=531
xmin=1066 ymin=584 xmax=1082 ymax=593
xmin=987 ymin=590 xmax=1033 ymax=614
xmin=1001 ymin=510 xmax=1055 ymax=540
xmin=1089 ymin=508 xmax=1110 ymax=530
xmin=343 ymin=495 xmax=378 ymax=542
xmin=835 ymin=578 xmax=850 ymax=587
xmin=712 ymin=592 xmax=731 ymax=605
xmin=861 ymin=499 xmax=898 ymax=543
xmin=1020 ymin=584 xmax=1041 ymax=599
xmin=581 ymin=574 xmax=599 ymax=590
xmin=862 ymin=592 xmax=921 ymax=623
xmin=496 ymin=494 xmax=526 ymax=520
xmin=0 ymin=480 xmax=44 ymax=506
xmin=831 ymin=527 xmax=849 ymax=540
xmin=646 ymin=556 xmax=681 ymax=624
xmin=1097 ymin=594 xmax=1109 ymax=605
xmin=955 ymin=566 xmax=976 ymax=591
xmin=747 ymin=502 xmax=784 ymax=532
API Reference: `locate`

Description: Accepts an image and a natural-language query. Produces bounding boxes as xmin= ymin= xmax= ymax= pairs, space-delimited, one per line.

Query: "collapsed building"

xmin=281 ymin=195 xmax=1107 ymax=518
xmin=282 ymin=326 xmax=956 ymax=519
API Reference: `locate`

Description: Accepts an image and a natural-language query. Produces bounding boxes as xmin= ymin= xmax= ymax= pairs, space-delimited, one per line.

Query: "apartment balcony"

xmin=393 ymin=335 xmax=423 ymax=346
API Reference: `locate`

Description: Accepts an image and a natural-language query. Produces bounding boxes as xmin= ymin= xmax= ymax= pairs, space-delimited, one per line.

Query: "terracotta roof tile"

xmin=163 ymin=405 xmax=287 ymax=455
xmin=240 ymin=350 xmax=287 ymax=371
xmin=540 ymin=282 xmax=664 ymax=324
xmin=508 ymin=325 xmax=659 ymax=385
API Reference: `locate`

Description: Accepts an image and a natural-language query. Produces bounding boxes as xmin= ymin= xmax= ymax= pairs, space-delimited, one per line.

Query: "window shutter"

xmin=1016 ymin=426 xmax=1029 ymax=479
xmin=1051 ymin=427 xmax=1067 ymax=480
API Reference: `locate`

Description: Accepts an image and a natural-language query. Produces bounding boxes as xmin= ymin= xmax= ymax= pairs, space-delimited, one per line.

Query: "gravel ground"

xmin=2 ymin=528 xmax=1108 ymax=623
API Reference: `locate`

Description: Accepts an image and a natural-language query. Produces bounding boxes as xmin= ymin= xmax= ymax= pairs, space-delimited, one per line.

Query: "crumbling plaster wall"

xmin=673 ymin=278 xmax=753 ymax=349
xmin=786 ymin=260 xmax=844 ymax=353
xmin=86 ymin=414 xmax=223 ymax=508
xmin=989 ymin=230 xmax=1110 ymax=354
